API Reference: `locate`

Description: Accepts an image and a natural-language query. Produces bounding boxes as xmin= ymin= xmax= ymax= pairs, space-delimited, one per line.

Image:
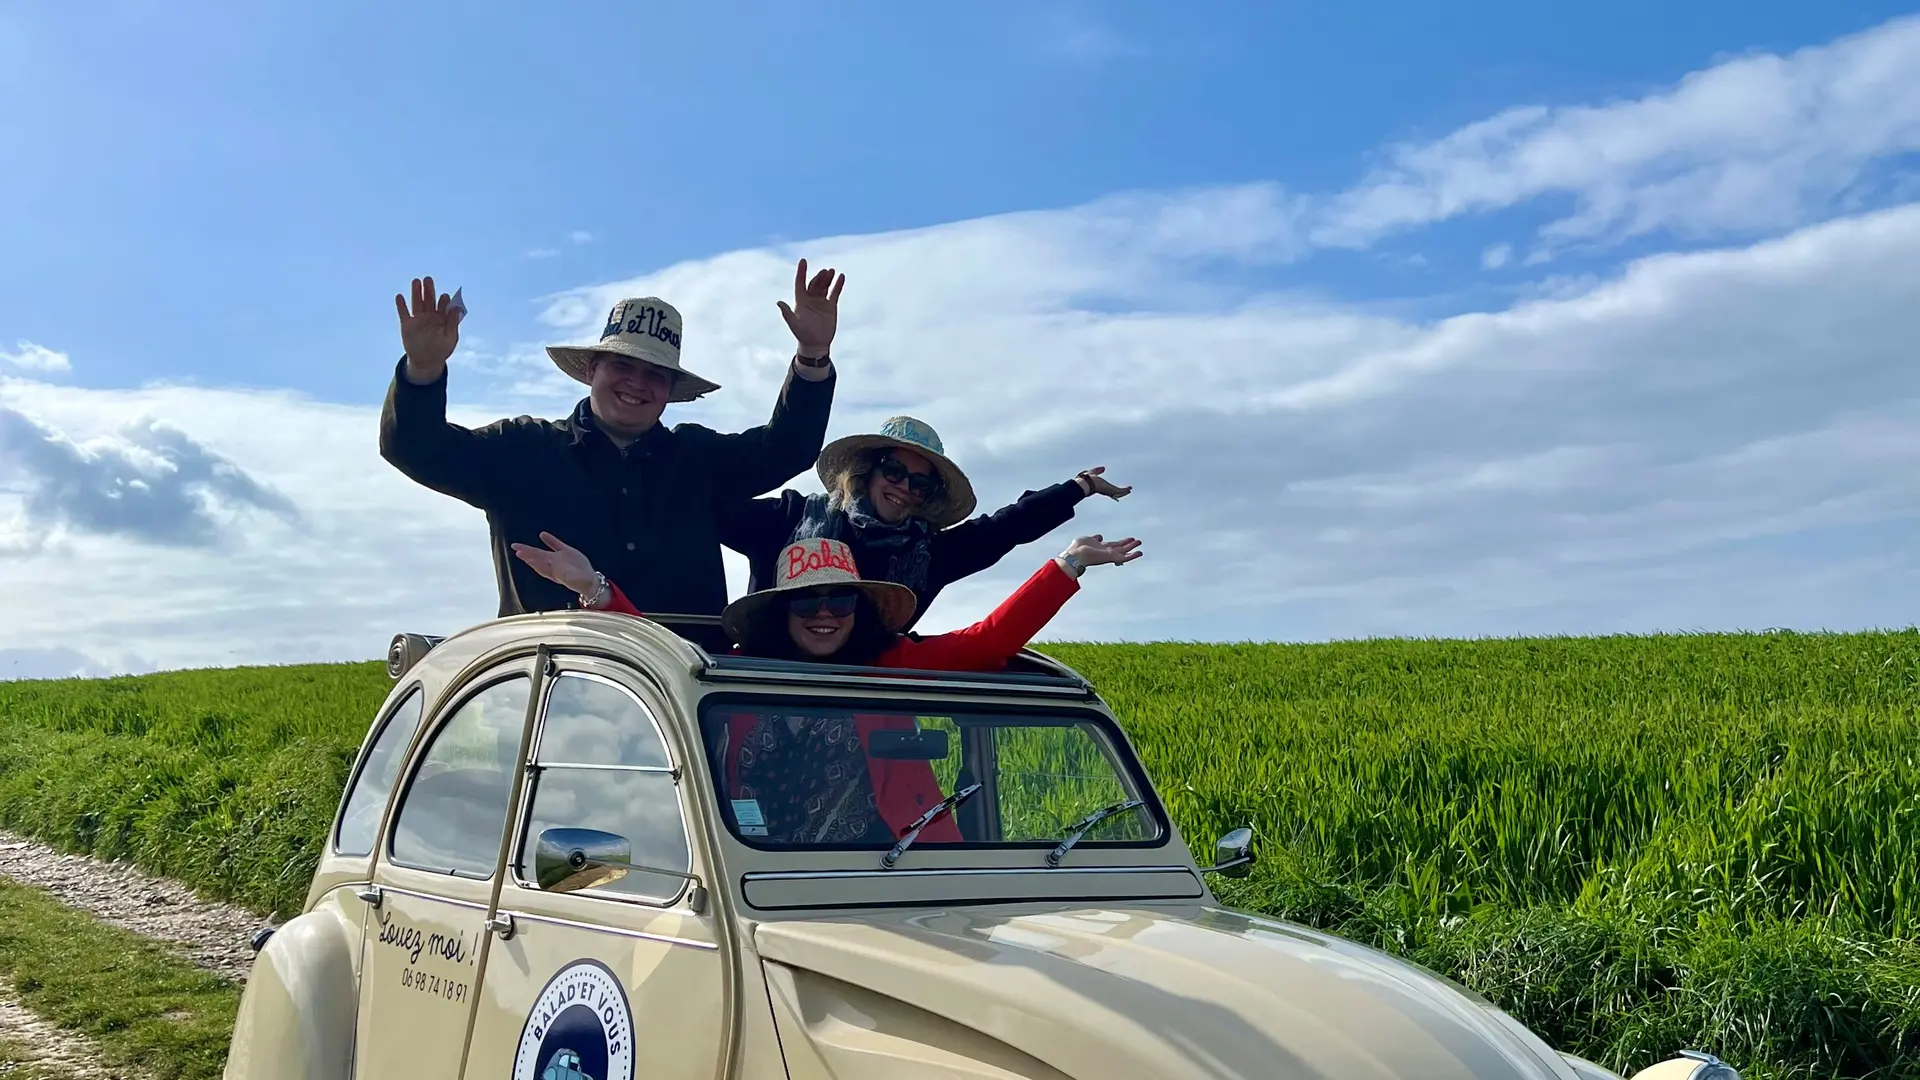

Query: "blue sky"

xmin=4 ymin=1 xmax=1904 ymax=396
xmin=3 ymin=3 xmax=1920 ymax=676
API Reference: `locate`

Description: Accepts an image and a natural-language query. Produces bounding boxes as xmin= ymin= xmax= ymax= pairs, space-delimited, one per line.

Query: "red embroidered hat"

xmin=720 ymin=538 xmax=918 ymax=643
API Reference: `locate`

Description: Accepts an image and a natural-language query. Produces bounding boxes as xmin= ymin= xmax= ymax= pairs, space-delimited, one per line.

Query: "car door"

xmin=356 ymin=660 xmax=536 ymax=1079
xmin=333 ymin=685 xmax=431 ymax=978
xmin=461 ymin=659 xmax=728 ymax=1080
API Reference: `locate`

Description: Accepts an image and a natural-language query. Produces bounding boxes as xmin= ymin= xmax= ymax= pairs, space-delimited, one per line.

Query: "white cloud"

xmin=0 ymin=378 xmax=509 ymax=675
xmin=569 ymin=230 xmax=594 ymax=245
xmin=9 ymin=13 xmax=1920 ymax=675
xmin=1 ymin=341 xmax=71 ymax=373
xmin=0 ymin=405 xmax=299 ymax=549
xmin=0 ymin=647 xmax=154 ymax=681
xmin=5 ymin=188 xmax=1919 ymax=676
xmin=1309 ymin=14 xmax=1920 ymax=255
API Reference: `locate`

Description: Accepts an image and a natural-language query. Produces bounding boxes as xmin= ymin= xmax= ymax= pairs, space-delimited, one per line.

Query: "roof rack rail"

xmin=386 ymin=615 xmax=1094 ymax=700
xmin=384 ymin=611 xmax=726 ymax=682
xmin=691 ymin=648 xmax=1094 ymax=698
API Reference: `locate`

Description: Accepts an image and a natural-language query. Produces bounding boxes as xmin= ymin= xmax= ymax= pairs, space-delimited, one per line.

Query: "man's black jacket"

xmin=379 ymin=357 xmax=836 ymax=618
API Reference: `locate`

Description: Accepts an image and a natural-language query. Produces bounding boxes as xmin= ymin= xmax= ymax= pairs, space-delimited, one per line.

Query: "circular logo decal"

xmin=512 ymin=959 xmax=635 ymax=1080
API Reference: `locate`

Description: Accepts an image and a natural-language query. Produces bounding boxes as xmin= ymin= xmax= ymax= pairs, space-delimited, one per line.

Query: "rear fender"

xmin=221 ymin=905 xmax=360 ymax=1080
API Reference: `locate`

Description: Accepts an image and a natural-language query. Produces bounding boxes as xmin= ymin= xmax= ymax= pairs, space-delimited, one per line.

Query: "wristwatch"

xmin=578 ymin=572 xmax=610 ymax=609
xmin=795 ymin=350 xmax=831 ymax=369
xmin=1057 ymin=551 xmax=1086 ymax=578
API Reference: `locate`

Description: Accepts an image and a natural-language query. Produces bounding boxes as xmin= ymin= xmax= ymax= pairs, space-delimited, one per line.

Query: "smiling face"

xmin=865 ymin=448 xmax=942 ymax=524
xmin=587 ymin=355 xmax=676 ymax=440
xmin=784 ymin=586 xmax=860 ymax=657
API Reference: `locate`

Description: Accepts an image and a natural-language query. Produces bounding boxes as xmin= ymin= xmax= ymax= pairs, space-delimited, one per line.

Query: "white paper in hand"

xmin=449 ymin=287 xmax=467 ymax=316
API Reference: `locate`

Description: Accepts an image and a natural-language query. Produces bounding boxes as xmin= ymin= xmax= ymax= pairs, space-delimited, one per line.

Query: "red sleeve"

xmin=881 ymin=559 xmax=1080 ymax=671
xmin=599 ymin=582 xmax=642 ymax=617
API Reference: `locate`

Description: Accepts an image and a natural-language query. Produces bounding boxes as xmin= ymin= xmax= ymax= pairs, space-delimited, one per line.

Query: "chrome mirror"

xmin=1202 ymin=826 xmax=1256 ymax=878
xmin=535 ymin=827 xmax=632 ymax=893
xmin=530 ymin=827 xmax=710 ymax=913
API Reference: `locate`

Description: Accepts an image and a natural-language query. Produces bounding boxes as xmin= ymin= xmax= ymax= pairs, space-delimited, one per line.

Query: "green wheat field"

xmin=2 ymin=630 xmax=1919 ymax=1079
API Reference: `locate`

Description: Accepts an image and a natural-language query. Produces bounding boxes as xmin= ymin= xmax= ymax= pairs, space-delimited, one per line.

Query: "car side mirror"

xmin=535 ymin=827 xmax=632 ymax=893
xmin=532 ymin=827 xmax=711 ymax=914
xmin=868 ymin=728 xmax=950 ymax=760
xmin=1202 ymin=827 xmax=1256 ymax=878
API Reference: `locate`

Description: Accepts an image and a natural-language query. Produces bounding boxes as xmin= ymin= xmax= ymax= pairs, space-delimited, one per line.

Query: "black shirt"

xmin=379 ymin=356 xmax=836 ymax=618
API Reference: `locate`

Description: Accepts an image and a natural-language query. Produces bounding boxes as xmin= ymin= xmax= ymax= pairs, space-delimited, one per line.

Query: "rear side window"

xmin=515 ymin=673 xmax=690 ymax=902
xmin=335 ymin=689 xmax=426 ymax=857
xmin=391 ymin=677 xmax=531 ymax=878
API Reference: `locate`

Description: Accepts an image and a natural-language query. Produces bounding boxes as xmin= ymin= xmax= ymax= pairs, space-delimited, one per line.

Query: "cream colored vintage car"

xmin=223 ymin=610 xmax=1739 ymax=1080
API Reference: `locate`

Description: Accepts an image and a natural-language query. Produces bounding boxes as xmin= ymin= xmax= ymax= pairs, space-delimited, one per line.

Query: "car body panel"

xmin=219 ymin=609 xmax=1733 ymax=1080
xmin=750 ymin=904 xmax=1578 ymax=1080
xmin=221 ymin=898 xmax=360 ymax=1080
xmin=354 ymin=871 xmax=493 ymax=1078
xmin=462 ymin=894 xmax=726 ymax=1080
xmin=739 ymin=865 xmax=1207 ymax=910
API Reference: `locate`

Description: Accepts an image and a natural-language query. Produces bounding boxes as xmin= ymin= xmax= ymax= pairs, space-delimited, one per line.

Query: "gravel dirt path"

xmin=0 ymin=831 xmax=264 ymax=985
xmin=0 ymin=985 xmax=148 ymax=1079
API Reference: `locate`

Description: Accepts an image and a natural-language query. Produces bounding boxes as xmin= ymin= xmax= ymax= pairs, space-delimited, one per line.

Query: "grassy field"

xmin=0 ymin=880 xmax=240 ymax=1080
xmin=0 ymin=631 xmax=1918 ymax=1078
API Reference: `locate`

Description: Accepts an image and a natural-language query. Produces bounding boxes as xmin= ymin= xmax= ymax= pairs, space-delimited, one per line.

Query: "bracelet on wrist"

xmin=795 ymin=350 xmax=831 ymax=369
xmin=1056 ymin=552 xmax=1086 ymax=578
xmin=578 ymin=572 xmax=609 ymax=609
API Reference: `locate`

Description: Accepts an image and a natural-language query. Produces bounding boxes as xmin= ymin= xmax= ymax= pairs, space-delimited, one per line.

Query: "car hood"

xmin=753 ymin=903 xmax=1594 ymax=1080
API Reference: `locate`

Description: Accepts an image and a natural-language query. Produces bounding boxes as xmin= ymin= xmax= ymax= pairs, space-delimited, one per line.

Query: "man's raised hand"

xmin=776 ymin=257 xmax=846 ymax=362
xmin=396 ymin=275 xmax=465 ymax=384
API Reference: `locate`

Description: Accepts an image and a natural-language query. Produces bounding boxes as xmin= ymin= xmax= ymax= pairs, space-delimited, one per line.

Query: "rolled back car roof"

xmin=386 ymin=611 xmax=1099 ymax=702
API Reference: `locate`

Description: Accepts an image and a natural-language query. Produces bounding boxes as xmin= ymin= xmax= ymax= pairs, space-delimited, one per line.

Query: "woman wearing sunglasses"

xmin=511 ymin=531 xmax=1142 ymax=668
xmin=715 ymin=415 xmax=1132 ymax=631
xmin=512 ymin=530 xmax=1140 ymax=844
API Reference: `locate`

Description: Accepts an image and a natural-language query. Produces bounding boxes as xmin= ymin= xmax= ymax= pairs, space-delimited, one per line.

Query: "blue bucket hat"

xmin=814 ymin=415 xmax=978 ymax=528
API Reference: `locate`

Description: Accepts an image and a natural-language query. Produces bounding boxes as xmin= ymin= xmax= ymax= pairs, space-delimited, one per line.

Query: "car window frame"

xmin=695 ymin=692 xmax=1172 ymax=854
xmin=385 ymin=666 xmax=536 ymax=880
xmin=332 ymin=682 xmax=428 ymax=858
xmin=506 ymin=662 xmax=698 ymax=909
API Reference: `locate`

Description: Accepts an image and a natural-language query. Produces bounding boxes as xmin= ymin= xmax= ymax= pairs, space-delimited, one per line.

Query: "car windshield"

xmin=700 ymin=698 xmax=1165 ymax=852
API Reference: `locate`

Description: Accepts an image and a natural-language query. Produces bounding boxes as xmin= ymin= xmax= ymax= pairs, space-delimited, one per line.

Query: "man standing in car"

xmin=379 ymin=260 xmax=846 ymax=618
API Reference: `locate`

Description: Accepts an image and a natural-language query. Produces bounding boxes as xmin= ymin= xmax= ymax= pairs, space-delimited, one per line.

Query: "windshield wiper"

xmin=1046 ymin=798 xmax=1145 ymax=867
xmin=881 ymin=782 xmax=982 ymax=869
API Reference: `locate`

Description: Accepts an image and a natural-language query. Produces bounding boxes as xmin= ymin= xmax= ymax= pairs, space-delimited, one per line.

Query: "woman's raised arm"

xmin=884 ymin=535 xmax=1143 ymax=672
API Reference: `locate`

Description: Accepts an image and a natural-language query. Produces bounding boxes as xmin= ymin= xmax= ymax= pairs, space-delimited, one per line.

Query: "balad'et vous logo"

xmin=512 ymin=960 xmax=635 ymax=1080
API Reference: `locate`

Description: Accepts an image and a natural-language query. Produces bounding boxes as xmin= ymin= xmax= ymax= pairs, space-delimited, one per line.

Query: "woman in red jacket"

xmin=511 ymin=531 xmax=1141 ymax=845
xmin=511 ymin=531 xmax=1142 ymax=669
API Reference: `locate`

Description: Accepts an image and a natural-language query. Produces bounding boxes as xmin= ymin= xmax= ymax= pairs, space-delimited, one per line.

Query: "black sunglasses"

xmin=788 ymin=588 xmax=860 ymax=619
xmin=874 ymin=454 xmax=943 ymax=498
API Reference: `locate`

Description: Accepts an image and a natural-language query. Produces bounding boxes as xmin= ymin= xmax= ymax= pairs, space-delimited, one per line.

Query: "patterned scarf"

xmin=793 ymin=492 xmax=934 ymax=602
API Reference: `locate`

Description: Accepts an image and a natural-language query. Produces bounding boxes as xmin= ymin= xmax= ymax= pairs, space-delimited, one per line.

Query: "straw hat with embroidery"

xmin=814 ymin=415 xmax=978 ymax=529
xmin=545 ymin=297 xmax=721 ymax=404
xmin=721 ymin=538 xmax=917 ymax=643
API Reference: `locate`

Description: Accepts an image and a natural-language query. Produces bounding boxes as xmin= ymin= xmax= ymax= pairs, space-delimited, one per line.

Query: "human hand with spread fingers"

xmin=510 ymin=532 xmax=610 ymax=607
xmin=778 ymin=258 xmax=846 ymax=381
xmin=396 ymin=275 xmax=465 ymax=385
xmin=1054 ymin=534 xmax=1144 ymax=577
